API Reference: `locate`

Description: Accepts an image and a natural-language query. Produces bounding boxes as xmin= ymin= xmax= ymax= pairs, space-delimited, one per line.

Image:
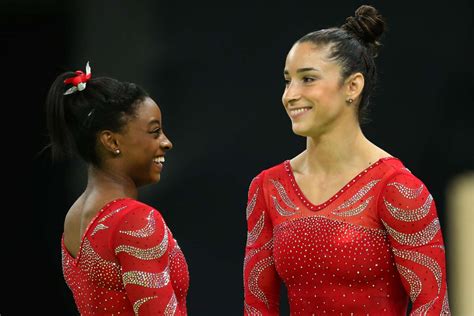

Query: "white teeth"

xmin=153 ymin=157 xmax=165 ymax=163
xmin=290 ymin=108 xmax=311 ymax=116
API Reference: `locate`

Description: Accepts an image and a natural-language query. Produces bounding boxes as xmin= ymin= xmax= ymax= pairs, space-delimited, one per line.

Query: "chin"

xmin=143 ymin=175 xmax=161 ymax=186
xmin=291 ymin=123 xmax=313 ymax=137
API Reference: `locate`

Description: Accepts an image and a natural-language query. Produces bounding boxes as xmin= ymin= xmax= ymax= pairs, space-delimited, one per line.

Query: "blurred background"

xmin=4 ymin=0 xmax=473 ymax=314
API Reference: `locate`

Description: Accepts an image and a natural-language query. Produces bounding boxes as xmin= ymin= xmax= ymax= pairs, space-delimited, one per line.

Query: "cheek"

xmin=319 ymin=82 xmax=339 ymax=98
xmin=128 ymin=140 xmax=154 ymax=158
xmin=146 ymin=140 xmax=161 ymax=156
xmin=318 ymin=86 xmax=344 ymax=109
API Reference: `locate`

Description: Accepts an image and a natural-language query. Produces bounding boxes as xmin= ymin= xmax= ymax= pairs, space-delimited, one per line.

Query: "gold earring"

xmin=114 ymin=149 xmax=120 ymax=155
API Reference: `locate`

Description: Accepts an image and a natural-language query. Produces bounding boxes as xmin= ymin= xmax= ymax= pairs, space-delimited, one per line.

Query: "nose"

xmin=282 ymin=81 xmax=301 ymax=106
xmin=160 ymin=133 xmax=173 ymax=151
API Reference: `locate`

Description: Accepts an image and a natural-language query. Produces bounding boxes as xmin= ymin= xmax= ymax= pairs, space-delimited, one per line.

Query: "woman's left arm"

xmin=379 ymin=171 xmax=451 ymax=315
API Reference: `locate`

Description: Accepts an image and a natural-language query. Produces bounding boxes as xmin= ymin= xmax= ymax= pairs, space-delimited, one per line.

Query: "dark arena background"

xmin=4 ymin=0 xmax=473 ymax=314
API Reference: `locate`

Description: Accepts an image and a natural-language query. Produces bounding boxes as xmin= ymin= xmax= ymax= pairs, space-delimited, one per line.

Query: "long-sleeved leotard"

xmin=243 ymin=157 xmax=450 ymax=315
xmin=62 ymin=198 xmax=189 ymax=315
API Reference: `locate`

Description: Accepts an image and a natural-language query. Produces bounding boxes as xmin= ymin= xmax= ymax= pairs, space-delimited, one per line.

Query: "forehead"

xmin=284 ymin=42 xmax=334 ymax=72
xmin=130 ymin=97 xmax=162 ymax=125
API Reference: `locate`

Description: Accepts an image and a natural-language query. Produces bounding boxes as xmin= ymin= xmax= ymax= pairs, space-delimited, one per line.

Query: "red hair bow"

xmin=63 ymin=61 xmax=92 ymax=95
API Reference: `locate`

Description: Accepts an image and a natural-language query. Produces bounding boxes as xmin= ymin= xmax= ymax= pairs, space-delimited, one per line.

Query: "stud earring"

xmin=114 ymin=149 xmax=120 ymax=155
xmin=347 ymin=98 xmax=354 ymax=104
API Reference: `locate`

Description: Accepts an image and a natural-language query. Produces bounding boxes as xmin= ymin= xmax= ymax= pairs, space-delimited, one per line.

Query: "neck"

xmin=85 ymin=164 xmax=138 ymax=199
xmin=302 ymin=119 xmax=373 ymax=175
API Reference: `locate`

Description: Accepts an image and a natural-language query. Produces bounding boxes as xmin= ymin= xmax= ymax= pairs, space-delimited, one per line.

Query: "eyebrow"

xmin=148 ymin=119 xmax=161 ymax=126
xmin=284 ymin=67 xmax=321 ymax=75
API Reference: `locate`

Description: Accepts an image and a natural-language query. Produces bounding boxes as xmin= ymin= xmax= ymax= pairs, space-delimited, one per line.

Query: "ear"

xmin=98 ymin=130 xmax=120 ymax=155
xmin=345 ymin=72 xmax=365 ymax=103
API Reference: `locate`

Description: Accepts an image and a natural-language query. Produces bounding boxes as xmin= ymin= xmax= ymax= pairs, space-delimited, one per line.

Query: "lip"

xmin=153 ymin=156 xmax=165 ymax=171
xmin=288 ymin=107 xmax=312 ymax=119
xmin=153 ymin=161 xmax=163 ymax=170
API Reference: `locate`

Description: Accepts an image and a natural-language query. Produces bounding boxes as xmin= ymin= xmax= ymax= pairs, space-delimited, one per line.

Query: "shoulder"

xmin=121 ymin=199 xmax=164 ymax=221
xmin=99 ymin=198 xmax=166 ymax=230
xmin=247 ymin=161 xmax=287 ymax=193
xmin=377 ymin=159 xmax=431 ymax=205
xmin=110 ymin=199 xmax=170 ymax=246
xmin=120 ymin=198 xmax=158 ymax=213
xmin=376 ymin=157 xmax=420 ymax=184
xmin=377 ymin=161 xmax=437 ymax=227
xmin=379 ymin=157 xmax=424 ymax=185
xmin=249 ymin=161 xmax=288 ymax=184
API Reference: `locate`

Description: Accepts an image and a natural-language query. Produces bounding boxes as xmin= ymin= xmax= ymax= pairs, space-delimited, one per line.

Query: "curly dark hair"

xmin=45 ymin=66 xmax=149 ymax=166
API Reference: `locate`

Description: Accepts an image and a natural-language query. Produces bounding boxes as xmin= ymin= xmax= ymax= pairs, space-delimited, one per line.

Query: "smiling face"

xmin=115 ymin=97 xmax=173 ymax=186
xmin=282 ymin=42 xmax=357 ymax=137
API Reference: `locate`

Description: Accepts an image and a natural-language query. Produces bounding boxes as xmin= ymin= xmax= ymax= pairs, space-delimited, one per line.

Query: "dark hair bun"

xmin=342 ymin=5 xmax=385 ymax=49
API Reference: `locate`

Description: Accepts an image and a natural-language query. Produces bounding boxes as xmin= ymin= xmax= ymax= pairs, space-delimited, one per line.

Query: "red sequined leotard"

xmin=243 ymin=157 xmax=450 ymax=315
xmin=62 ymin=198 xmax=189 ymax=315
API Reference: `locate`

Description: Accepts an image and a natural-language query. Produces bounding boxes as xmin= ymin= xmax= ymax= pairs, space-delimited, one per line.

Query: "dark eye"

xmin=303 ymin=77 xmax=316 ymax=83
xmin=150 ymin=128 xmax=161 ymax=137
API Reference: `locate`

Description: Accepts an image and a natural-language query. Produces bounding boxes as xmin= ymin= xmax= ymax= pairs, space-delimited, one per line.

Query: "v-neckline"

xmin=284 ymin=157 xmax=397 ymax=211
xmin=61 ymin=197 xmax=132 ymax=265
